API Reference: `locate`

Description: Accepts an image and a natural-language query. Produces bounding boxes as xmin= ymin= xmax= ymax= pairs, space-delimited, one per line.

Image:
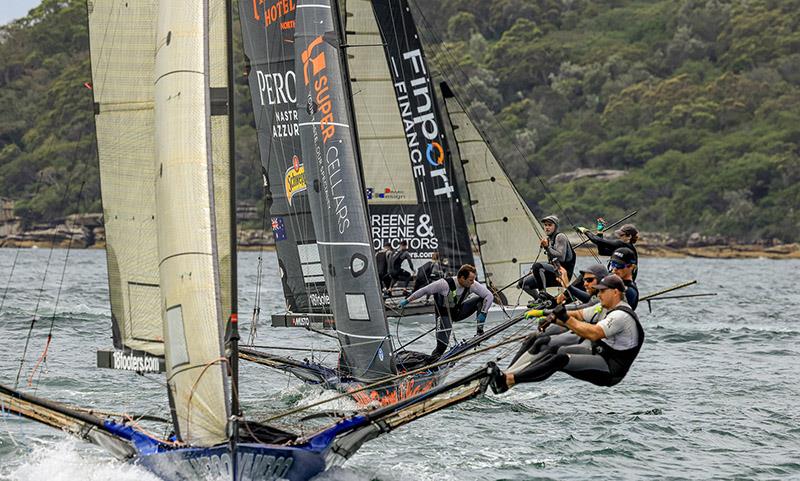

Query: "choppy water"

xmin=0 ymin=248 xmax=797 ymax=480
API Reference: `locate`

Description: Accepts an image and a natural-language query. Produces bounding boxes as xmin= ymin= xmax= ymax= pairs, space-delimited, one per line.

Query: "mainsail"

xmin=152 ymin=0 xmax=232 ymax=445
xmin=89 ymin=0 xmax=163 ymax=356
xmin=441 ymin=83 xmax=546 ymax=300
xmin=367 ymin=0 xmax=473 ymax=268
xmin=240 ymin=0 xmax=475 ymax=318
xmin=239 ymin=1 xmax=330 ymax=313
xmin=295 ymin=0 xmax=395 ymax=381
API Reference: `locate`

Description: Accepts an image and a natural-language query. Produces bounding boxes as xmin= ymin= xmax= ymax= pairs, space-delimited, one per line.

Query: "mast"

xmin=295 ymin=0 xmax=395 ymax=381
xmin=225 ymin=0 xmax=240 ymax=468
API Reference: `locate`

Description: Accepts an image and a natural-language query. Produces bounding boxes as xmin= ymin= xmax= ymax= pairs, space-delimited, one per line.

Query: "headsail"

xmin=88 ymin=0 xmax=163 ymax=356
xmin=295 ymin=0 xmax=395 ymax=381
xmin=441 ymin=83 xmax=546 ymax=300
xmin=153 ymin=0 xmax=231 ymax=445
xmin=239 ymin=0 xmax=331 ymax=313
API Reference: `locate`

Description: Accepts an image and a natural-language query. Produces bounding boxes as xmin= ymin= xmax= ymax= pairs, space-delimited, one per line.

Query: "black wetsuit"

xmin=522 ymin=230 xmax=576 ymax=296
xmin=430 ymin=278 xmax=483 ymax=357
xmin=512 ymin=305 xmax=644 ymax=387
xmin=585 ymin=232 xmax=638 ymax=280
xmin=624 ymin=279 xmax=639 ymax=310
xmin=389 ymin=250 xmax=414 ymax=287
xmin=412 ymin=261 xmax=443 ymax=292
xmin=375 ymin=249 xmax=392 ymax=289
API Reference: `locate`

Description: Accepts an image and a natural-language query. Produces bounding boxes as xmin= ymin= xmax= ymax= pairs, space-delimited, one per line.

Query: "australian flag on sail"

xmin=272 ymin=216 xmax=287 ymax=242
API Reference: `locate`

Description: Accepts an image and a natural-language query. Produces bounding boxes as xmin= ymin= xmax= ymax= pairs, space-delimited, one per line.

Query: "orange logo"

xmin=251 ymin=0 xmax=296 ymax=29
xmin=302 ymin=36 xmax=336 ymax=144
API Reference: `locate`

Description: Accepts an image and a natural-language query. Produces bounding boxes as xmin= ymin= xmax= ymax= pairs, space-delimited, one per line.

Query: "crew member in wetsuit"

xmin=610 ymin=247 xmax=639 ymax=310
xmin=412 ymin=252 xmax=444 ymax=292
xmin=520 ymin=215 xmax=576 ymax=301
xmin=399 ymin=264 xmax=493 ymax=356
xmin=375 ymin=241 xmax=394 ymax=291
xmin=508 ymin=264 xmax=609 ymax=367
xmin=555 ymin=264 xmax=610 ymax=305
xmin=578 ymin=223 xmax=639 ymax=280
xmin=389 ymin=240 xmax=414 ymax=288
xmin=489 ymin=274 xmax=644 ymax=393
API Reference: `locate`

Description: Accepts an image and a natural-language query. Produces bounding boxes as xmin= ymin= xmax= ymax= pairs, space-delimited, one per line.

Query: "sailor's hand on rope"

xmin=540 ymin=237 xmax=549 ymax=248
xmin=398 ymin=299 xmax=409 ymax=308
xmin=552 ymin=304 xmax=569 ymax=323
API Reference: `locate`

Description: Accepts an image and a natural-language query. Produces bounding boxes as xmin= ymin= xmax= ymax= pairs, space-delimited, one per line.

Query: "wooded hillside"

xmin=1 ymin=0 xmax=798 ymax=242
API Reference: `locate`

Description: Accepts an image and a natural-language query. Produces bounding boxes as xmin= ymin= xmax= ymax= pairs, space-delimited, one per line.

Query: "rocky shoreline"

xmin=0 ymin=214 xmax=797 ymax=259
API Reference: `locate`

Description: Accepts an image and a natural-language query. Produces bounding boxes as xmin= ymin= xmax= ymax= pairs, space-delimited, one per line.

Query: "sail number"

xmin=188 ymin=452 xmax=293 ymax=481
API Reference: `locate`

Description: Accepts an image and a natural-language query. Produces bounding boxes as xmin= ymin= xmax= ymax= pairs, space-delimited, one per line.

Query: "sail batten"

xmin=442 ymin=84 xmax=545 ymax=300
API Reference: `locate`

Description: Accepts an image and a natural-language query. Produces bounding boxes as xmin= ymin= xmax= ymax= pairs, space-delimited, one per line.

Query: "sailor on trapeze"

xmin=399 ymin=264 xmax=493 ymax=356
xmin=489 ymin=274 xmax=644 ymax=393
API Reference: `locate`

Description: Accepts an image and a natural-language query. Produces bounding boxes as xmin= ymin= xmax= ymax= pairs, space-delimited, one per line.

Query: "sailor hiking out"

xmin=389 ymin=240 xmax=414 ymax=288
xmin=520 ymin=215 xmax=576 ymax=303
xmin=578 ymin=223 xmax=639 ymax=280
xmin=490 ymin=274 xmax=644 ymax=393
xmin=400 ymin=264 xmax=493 ymax=357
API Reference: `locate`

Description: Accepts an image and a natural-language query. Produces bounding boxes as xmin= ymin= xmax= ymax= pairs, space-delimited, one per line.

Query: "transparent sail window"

xmin=298 ymin=243 xmax=325 ymax=283
xmin=345 ymin=294 xmax=369 ymax=321
xmin=166 ymin=305 xmax=190 ymax=368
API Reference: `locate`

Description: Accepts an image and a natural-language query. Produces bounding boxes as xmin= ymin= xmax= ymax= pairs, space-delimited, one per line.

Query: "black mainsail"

xmin=239 ymin=1 xmax=331 ymax=313
xmin=368 ymin=0 xmax=473 ymax=268
xmin=295 ymin=0 xmax=395 ymax=380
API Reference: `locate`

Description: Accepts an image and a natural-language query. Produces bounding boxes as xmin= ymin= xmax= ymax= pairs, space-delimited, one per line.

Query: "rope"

xmin=259 ymin=332 xmax=528 ymax=424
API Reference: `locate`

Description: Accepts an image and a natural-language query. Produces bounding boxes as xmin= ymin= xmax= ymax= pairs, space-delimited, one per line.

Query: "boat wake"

xmin=2 ymin=438 xmax=160 ymax=481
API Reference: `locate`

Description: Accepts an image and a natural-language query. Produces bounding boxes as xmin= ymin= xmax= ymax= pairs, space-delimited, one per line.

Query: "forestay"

xmin=88 ymin=0 xmax=163 ymax=356
xmin=295 ymin=0 xmax=395 ymax=381
xmin=153 ymin=1 xmax=231 ymax=445
xmin=441 ymin=84 xmax=545 ymax=300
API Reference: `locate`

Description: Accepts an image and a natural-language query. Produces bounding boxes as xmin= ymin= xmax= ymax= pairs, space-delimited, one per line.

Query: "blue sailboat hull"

xmin=135 ymin=443 xmax=327 ymax=481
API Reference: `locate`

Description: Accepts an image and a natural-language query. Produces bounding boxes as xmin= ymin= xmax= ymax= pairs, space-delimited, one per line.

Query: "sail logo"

xmin=302 ymin=36 xmax=351 ymax=235
xmin=284 ymin=156 xmax=306 ymax=205
xmin=111 ymin=351 xmax=161 ymax=373
xmin=302 ymin=36 xmax=336 ymax=144
xmin=391 ymin=49 xmax=455 ymax=198
xmin=251 ymin=0 xmax=296 ymax=30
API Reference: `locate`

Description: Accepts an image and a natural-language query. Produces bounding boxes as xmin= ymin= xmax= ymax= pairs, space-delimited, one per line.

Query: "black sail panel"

xmin=239 ymin=0 xmax=331 ymax=312
xmin=369 ymin=0 xmax=474 ymax=269
xmin=295 ymin=0 xmax=395 ymax=381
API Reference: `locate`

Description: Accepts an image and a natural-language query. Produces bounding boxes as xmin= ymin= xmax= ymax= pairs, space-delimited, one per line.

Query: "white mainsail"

xmin=153 ymin=0 xmax=231 ymax=445
xmin=442 ymin=86 xmax=545 ymax=301
xmin=89 ymin=0 xmax=163 ymax=355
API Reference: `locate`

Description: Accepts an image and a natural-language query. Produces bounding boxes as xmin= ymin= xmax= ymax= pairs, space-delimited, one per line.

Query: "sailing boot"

xmin=486 ymin=362 xmax=509 ymax=394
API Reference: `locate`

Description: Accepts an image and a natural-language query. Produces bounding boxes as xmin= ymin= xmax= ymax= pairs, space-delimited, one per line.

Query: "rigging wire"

xmin=28 ymin=180 xmax=87 ymax=388
xmin=259 ymin=330 xmax=529 ymax=424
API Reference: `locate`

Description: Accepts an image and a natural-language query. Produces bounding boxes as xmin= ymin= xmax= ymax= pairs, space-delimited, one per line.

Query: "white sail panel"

xmin=209 ymin=0 xmax=233 ymax=324
xmin=154 ymin=1 xmax=230 ymax=446
xmin=344 ymin=0 xmax=418 ymax=205
xmin=444 ymin=91 xmax=545 ymax=301
xmin=88 ymin=0 xmax=163 ymax=355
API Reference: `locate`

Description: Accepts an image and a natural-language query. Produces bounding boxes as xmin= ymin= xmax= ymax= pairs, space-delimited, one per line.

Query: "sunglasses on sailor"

xmin=583 ymin=276 xmax=597 ymax=283
xmin=610 ymin=261 xmax=628 ymax=269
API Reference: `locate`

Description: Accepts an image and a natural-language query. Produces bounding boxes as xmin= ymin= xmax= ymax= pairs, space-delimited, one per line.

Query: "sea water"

xmin=0 ymin=248 xmax=797 ymax=480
